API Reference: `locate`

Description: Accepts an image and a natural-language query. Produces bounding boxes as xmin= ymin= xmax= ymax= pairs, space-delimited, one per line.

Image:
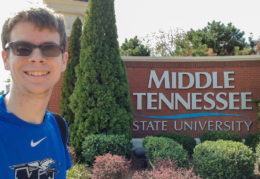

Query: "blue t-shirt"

xmin=0 ymin=94 xmax=71 ymax=178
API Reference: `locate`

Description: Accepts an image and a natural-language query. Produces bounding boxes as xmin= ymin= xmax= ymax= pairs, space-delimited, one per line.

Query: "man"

xmin=0 ymin=7 xmax=71 ymax=178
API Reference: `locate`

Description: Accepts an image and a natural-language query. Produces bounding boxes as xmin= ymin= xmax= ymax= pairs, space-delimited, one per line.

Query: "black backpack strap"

xmin=52 ymin=112 xmax=67 ymax=150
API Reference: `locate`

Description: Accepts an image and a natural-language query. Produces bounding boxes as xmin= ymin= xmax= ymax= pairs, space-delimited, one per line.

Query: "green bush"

xmin=193 ymin=140 xmax=255 ymax=178
xmin=245 ymin=133 xmax=260 ymax=151
xmin=155 ymin=132 xmax=196 ymax=156
xmin=66 ymin=164 xmax=91 ymax=179
xmin=143 ymin=136 xmax=189 ymax=168
xmin=82 ymin=134 xmax=131 ymax=165
xmin=256 ymin=143 xmax=260 ymax=170
xmin=200 ymin=131 xmax=242 ymax=142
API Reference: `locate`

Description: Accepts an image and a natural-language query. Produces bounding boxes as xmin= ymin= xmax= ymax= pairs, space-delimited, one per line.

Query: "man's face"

xmin=2 ymin=22 xmax=68 ymax=95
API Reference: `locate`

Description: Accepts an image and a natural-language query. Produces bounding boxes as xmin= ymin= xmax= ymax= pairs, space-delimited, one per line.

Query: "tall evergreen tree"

xmin=70 ymin=0 xmax=133 ymax=160
xmin=60 ymin=17 xmax=82 ymax=128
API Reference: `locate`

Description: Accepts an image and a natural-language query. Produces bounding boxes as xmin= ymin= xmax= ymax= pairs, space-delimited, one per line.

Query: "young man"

xmin=0 ymin=7 xmax=71 ymax=178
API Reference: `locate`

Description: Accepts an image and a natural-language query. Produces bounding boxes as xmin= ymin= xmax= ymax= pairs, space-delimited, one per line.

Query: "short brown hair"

xmin=1 ymin=7 xmax=67 ymax=53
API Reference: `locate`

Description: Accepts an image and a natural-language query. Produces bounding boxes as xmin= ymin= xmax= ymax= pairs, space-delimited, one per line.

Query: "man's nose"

xmin=28 ymin=48 xmax=46 ymax=63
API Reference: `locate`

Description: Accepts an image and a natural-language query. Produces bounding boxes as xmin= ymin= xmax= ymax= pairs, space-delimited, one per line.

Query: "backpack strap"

xmin=52 ymin=112 xmax=67 ymax=150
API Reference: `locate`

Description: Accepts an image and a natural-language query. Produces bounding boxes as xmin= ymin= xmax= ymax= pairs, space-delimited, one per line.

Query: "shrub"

xmin=68 ymin=146 xmax=77 ymax=164
xmin=132 ymin=158 xmax=200 ymax=179
xmin=92 ymin=153 xmax=130 ymax=179
xmin=82 ymin=134 xmax=131 ymax=165
xmin=193 ymin=140 xmax=255 ymax=178
xmin=143 ymin=136 xmax=189 ymax=168
xmin=200 ymin=131 xmax=242 ymax=142
xmin=256 ymin=143 xmax=260 ymax=170
xmin=155 ymin=132 xmax=196 ymax=156
xmin=66 ymin=164 xmax=91 ymax=179
xmin=245 ymin=133 xmax=260 ymax=151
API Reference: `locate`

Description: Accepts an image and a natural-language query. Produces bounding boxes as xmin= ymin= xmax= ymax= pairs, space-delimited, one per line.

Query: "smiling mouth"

xmin=25 ymin=71 xmax=50 ymax=76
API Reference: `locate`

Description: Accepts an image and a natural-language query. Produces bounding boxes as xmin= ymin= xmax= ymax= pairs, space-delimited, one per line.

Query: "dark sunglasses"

xmin=4 ymin=41 xmax=63 ymax=57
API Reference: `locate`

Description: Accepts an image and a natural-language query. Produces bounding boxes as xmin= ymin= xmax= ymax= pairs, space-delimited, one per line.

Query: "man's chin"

xmin=25 ymin=86 xmax=53 ymax=96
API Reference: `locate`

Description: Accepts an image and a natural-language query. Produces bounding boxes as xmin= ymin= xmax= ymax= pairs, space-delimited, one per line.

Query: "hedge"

xmin=193 ymin=140 xmax=255 ymax=178
xmin=155 ymin=132 xmax=196 ymax=156
xmin=143 ymin=136 xmax=189 ymax=168
xmin=81 ymin=134 xmax=131 ymax=165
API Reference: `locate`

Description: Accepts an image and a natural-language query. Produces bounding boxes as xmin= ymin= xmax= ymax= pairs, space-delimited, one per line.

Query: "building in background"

xmin=43 ymin=0 xmax=87 ymax=36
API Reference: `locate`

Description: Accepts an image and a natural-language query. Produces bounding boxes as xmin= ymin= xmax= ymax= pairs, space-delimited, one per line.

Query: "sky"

xmin=0 ymin=0 xmax=260 ymax=91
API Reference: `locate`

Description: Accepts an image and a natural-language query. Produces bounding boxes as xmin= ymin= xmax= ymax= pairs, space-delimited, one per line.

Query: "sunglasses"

xmin=4 ymin=41 xmax=63 ymax=57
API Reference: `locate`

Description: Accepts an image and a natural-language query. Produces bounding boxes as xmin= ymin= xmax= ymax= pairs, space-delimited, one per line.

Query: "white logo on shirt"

xmin=30 ymin=137 xmax=47 ymax=147
xmin=10 ymin=158 xmax=57 ymax=178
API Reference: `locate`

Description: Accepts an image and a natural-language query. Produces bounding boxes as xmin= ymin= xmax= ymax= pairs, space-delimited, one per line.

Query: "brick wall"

xmin=48 ymin=56 xmax=260 ymax=138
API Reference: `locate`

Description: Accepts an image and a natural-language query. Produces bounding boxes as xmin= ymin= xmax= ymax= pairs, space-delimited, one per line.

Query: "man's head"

xmin=1 ymin=7 xmax=68 ymax=95
xmin=1 ymin=7 xmax=67 ymax=54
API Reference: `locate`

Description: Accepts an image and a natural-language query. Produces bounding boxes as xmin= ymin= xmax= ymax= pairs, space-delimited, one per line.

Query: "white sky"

xmin=0 ymin=0 xmax=260 ymax=91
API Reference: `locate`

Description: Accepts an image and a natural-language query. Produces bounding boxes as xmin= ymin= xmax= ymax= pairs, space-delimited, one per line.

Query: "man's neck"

xmin=4 ymin=89 xmax=52 ymax=124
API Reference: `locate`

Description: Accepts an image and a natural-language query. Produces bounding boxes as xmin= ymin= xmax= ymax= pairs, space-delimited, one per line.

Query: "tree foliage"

xmin=173 ymin=29 xmax=209 ymax=56
xmin=120 ymin=36 xmax=150 ymax=56
xmin=142 ymin=28 xmax=177 ymax=56
xmin=69 ymin=0 xmax=133 ymax=161
xmin=173 ymin=21 xmax=248 ymax=56
xmin=60 ymin=17 xmax=82 ymax=128
xmin=202 ymin=21 xmax=247 ymax=56
xmin=143 ymin=21 xmax=252 ymax=56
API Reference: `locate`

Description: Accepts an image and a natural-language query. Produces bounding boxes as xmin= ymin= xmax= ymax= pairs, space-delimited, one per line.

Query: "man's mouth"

xmin=25 ymin=71 xmax=50 ymax=76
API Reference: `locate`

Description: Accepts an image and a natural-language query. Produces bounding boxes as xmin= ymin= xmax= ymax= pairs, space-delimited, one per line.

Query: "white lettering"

xmin=158 ymin=93 xmax=174 ymax=110
xmin=241 ymin=92 xmax=252 ymax=110
xmin=229 ymin=92 xmax=240 ymax=110
xmin=204 ymin=92 xmax=215 ymax=110
xmin=224 ymin=71 xmax=235 ymax=88
xmin=147 ymin=93 xmax=157 ymax=110
xmin=195 ymin=72 xmax=211 ymax=89
xmin=178 ymin=72 xmax=194 ymax=89
xmin=244 ymin=121 xmax=252 ymax=131
xmin=192 ymin=93 xmax=202 ymax=110
xmin=148 ymin=70 xmax=170 ymax=89
xmin=212 ymin=72 xmax=223 ymax=89
xmin=133 ymin=93 xmax=146 ymax=110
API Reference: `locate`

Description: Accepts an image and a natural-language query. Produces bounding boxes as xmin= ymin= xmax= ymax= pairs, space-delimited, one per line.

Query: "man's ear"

xmin=61 ymin=52 xmax=68 ymax=72
xmin=1 ymin=50 xmax=10 ymax=70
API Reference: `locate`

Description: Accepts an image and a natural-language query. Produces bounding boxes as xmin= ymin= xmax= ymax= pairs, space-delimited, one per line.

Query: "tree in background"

xmin=201 ymin=21 xmax=248 ymax=56
xmin=120 ymin=36 xmax=150 ymax=56
xmin=143 ymin=21 xmax=251 ymax=57
xmin=70 ymin=0 xmax=133 ymax=161
xmin=173 ymin=29 xmax=209 ymax=56
xmin=247 ymin=33 xmax=260 ymax=55
xmin=174 ymin=21 xmax=249 ymax=56
xmin=60 ymin=17 xmax=82 ymax=128
xmin=142 ymin=28 xmax=178 ymax=56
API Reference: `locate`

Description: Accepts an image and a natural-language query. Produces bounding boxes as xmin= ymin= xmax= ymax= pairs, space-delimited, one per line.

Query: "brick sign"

xmin=124 ymin=56 xmax=260 ymax=138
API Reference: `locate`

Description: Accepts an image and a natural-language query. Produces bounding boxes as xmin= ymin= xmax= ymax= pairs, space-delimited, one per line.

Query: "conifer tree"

xmin=60 ymin=17 xmax=82 ymax=127
xmin=120 ymin=36 xmax=150 ymax=56
xmin=70 ymin=0 xmax=133 ymax=160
